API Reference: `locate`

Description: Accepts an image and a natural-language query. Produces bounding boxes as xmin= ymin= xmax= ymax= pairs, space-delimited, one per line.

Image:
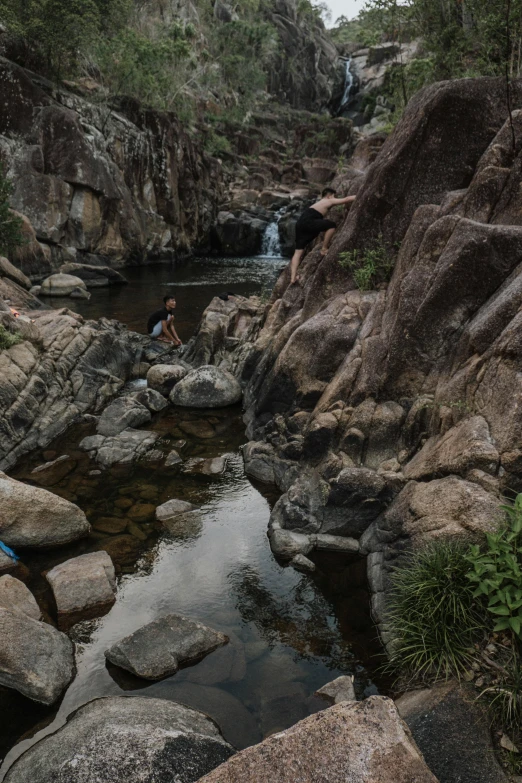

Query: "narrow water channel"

xmin=1 ymin=257 xmax=382 ymax=777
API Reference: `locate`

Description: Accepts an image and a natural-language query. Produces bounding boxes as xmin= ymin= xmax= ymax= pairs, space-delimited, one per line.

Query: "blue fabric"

xmin=0 ymin=541 xmax=19 ymax=561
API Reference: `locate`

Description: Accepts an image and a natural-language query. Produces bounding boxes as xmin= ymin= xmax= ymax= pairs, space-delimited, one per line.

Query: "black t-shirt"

xmin=147 ymin=308 xmax=172 ymax=333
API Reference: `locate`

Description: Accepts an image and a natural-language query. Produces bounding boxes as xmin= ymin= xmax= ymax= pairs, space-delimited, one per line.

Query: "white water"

xmin=260 ymin=209 xmax=285 ymax=258
xmin=339 ymin=58 xmax=353 ymax=111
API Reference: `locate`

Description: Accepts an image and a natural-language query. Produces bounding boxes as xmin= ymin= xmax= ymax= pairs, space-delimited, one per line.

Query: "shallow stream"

xmin=1 ymin=257 xmax=382 ymax=777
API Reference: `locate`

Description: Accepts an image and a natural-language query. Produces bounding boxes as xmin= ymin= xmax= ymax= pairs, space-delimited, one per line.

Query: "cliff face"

xmin=0 ymin=58 xmax=223 ymax=279
xmin=187 ymin=77 xmax=522 ymax=645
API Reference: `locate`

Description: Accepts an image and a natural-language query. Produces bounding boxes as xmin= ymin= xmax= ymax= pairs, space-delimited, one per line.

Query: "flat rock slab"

xmin=0 ymin=471 xmax=90 ymax=548
xmin=0 ymin=607 xmax=74 ymax=705
xmin=97 ymin=397 xmax=151 ymax=437
xmin=397 ymin=681 xmax=508 ymax=783
xmin=105 ymin=613 xmax=228 ymax=680
xmin=0 ymin=575 xmax=41 ymax=620
xmin=315 ymin=675 xmax=356 ymax=705
xmin=4 ymin=696 xmax=234 ymax=783
xmin=29 ymin=454 xmax=76 ymax=486
xmin=170 ymin=365 xmax=242 ymax=408
xmin=80 ymin=428 xmax=160 ymax=468
xmin=183 ymin=457 xmax=228 ymax=476
xmin=199 ymin=696 xmax=438 ymax=783
xmin=46 ymin=551 xmax=116 ymax=630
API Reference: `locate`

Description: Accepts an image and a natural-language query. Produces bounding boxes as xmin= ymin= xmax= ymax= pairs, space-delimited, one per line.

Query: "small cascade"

xmin=260 ymin=208 xmax=284 ymax=257
xmin=339 ymin=58 xmax=354 ymax=112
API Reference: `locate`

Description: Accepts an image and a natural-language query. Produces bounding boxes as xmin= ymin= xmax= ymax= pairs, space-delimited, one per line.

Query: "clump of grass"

xmin=338 ymin=234 xmax=395 ymax=291
xmin=0 ymin=324 xmax=22 ymax=350
xmin=386 ymin=540 xmax=485 ymax=681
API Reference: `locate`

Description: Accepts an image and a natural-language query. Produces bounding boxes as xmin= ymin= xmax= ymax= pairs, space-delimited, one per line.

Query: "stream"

xmin=1 ymin=256 xmax=382 ymax=777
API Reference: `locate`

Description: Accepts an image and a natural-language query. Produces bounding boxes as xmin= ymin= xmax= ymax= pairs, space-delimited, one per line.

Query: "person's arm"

xmin=332 ymin=195 xmax=356 ymax=206
xmin=170 ymin=322 xmax=182 ymax=346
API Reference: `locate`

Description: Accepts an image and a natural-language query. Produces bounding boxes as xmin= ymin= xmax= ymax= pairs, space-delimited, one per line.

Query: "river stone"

xmin=315 ymin=675 xmax=356 ymax=705
xmin=146 ymin=364 xmax=188 ymax=396
xmin=29 ymin=454 xmax=76 ymax=486
xmin=314 ymin=533 xmax=360 ymax=553
xmin=170 ymin=366 xmax=242 ymax=408
xmin=165 ymin=449 xmax=182 ymax=466
xmin=0 ymin=607 xmax=75 ymax=705
xmin=0 ymin=471 xmax=90 ymax=547
xmin=268 ymin=527 xmax=313 ymax=559
xmin=45 ymin=551 xmax=116 ymax=629
xmin=183 ymin=457 xmax=228 ymax=476
xmin=156 ymin=498 xmax=199 ymax=522
xmin=40 ymin=273 xmax=88 ymax=296
xmin=91 ymin=429 xmax=160 ymax=468
xmin=97 ymin=397 xmax=152 ymax=437
xmin=3 ymin=696 xmax=235 ymax=783
xmin=134 ymin=387 xmax=168 ymax=412
xmin=105 ymin=614 xmax=229 ymax=680
xmin=0 ymin=575 xmax=41 ymax=620
xmin=199 ymin=696 xmax=438 ymax=783
xmin=290 ymin=553 xmax=316 ymax=572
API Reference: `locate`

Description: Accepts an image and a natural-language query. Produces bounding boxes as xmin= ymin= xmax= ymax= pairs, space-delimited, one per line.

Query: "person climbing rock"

xmin=147 ymin=294 xmax=182 ymax=345
xmin=289 ymin=188 xmax=356 ymax=285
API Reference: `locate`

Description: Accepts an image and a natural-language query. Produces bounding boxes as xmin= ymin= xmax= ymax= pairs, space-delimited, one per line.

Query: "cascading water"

xmin=339 ymin=58 xmax=354 ymax=112
xmin=260 ymin=208 xmax=285 ymax=257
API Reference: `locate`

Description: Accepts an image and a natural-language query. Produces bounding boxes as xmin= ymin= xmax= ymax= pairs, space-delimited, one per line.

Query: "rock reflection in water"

xmin=1 ymin=404 xmax=380 ymax=777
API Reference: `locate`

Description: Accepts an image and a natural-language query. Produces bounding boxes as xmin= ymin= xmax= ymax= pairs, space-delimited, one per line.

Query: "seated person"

xmin=147 ymin=294 xmax=181 ymax=345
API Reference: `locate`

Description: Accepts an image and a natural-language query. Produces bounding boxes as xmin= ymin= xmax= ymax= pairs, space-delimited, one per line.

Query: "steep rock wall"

xmin=0 ymin=58 xmax=223 ymax=279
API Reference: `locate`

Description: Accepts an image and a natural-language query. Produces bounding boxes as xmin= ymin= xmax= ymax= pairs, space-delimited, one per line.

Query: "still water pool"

xmin=1 ymin=257 xmax=382 ymax=777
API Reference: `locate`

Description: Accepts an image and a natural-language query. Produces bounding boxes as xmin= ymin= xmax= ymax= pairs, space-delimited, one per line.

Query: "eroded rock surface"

xmin=170 ymin=366 xmax=242 ymax=408
xmin=0 ymin=575 xmax=41 ymax=620
xmin=4 ymin=696 xmax=234 ymax=783
xmin=46 ymin=551 xmax=117 ymax=629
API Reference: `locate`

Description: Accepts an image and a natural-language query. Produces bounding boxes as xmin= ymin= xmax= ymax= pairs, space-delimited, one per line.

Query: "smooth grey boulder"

xmin=0 ymin=575 xmax=41 ymax=619
xmin=3 ymin=696 xmax=234 ymax=783
xmin=97 ymin=397 xmax=151 ymax=437
xmin=156 ymin=498 xmax=198 ymax=522
xmin=0 ymin=607 xmax=74 ymax=704
xmin=134 ymin=387 xmax=168 ymax=412
xmin=80 ymin=428 xmax=160 ymax=468
xmin=105 ymin=614 xmax=228 ymax=680
xmin=59 ymin=263 xmax=128 ymax=287
xmin=45 ymin=551 xmax=116 ymax=630
xmin=170 ymin=366 xmax=242 ymax=408
xmin=0 ymin=471 xmax=90 ymax=547
xmin=147 ymin=363 xmax=188 ymax=396
xmin=290 ymin=554 xmax=316 ymax=572
xmin=40 ymin=273 xmax=87 ymax=296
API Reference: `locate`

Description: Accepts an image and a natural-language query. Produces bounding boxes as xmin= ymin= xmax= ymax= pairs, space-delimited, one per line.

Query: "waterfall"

xmin=260 ymin=209 xmax=284 ymax=257
xmin=339 ymin=58 xmax=353 ymax=111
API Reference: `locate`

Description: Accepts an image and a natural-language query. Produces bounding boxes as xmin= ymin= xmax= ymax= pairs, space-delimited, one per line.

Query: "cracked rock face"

xmin=4 ymin=696 xmax=235 ymax=783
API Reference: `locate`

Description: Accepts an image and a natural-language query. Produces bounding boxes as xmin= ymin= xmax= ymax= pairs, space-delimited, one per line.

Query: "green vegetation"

xmin=0 ymin=165 xmax=23 ymax=258
xmin=0 ymin=324 xmax=22 ymax=350
xmin=204 ymin=130 xmax=232 ymax=157
xmin=387 ymin=541 xmax=484 ymax=680
xmin=338 ymin=235 xmax=394 ymax=290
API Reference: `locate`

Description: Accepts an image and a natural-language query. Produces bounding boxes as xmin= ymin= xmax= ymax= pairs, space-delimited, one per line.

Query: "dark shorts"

xmin=295 ymin=208 xmax=336 ymax=250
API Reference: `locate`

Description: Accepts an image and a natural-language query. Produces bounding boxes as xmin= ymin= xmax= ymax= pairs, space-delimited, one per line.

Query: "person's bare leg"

xmin=290 ymin=249 xmax=304 ymax=284
xmin=320 ymin=228 xmax=336 ymax=256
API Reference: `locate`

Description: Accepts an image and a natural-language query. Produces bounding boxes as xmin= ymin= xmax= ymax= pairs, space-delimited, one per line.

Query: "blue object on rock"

xmin=0 ymin=540 xmax=19 ymax=561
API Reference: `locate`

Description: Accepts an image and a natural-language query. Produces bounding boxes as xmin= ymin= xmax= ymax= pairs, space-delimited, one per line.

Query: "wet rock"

xmin=315 ymin=675 xmax=356 ymax=705
xmin=290 ymin=553 xmax=316 ymax=572
xmin=146 ymin=363 xmax=188 ymax=396
xmin=134 ymin=387 xmax=168 ymax=412
xmin=81 ymin=428 xmax=160 ymax=468
xmin=314 ymin=534 xmax=359 ymax=553
xmin=97 ymin=397 xmax=152 ymax=437
xmin=165 ymin=449 xmax=182 ymax=466
xmin=156 ymin=498 xmax=199 ymax=523
xmin=183 ymin=457 xmax=228 ymax=476
xmin=179 ymin=419 xmax=217 ymax=439
xmin=243 ymin=441 xmax=276 ymax=484
xmin=105 ymin=614 xmax=229 ymax=680
xmin=45 ymin=551 xmax=116 ymax=630
xmin=0 ymin=256 xmax=31 ymax=290
xmin=0 ymin=607 xmax=74 ymax=705
xmin=258 ymin=680 xmax=308 ymax=737
xmin=3 ymin=696 xmax=234 ymax=783
xmin=29 ymin=454 xmax=76 ymax=486
xmin=59 ymin=263 xmax=128 ymax=287
xmin=101 ymin=535 xmax=141 ymax=567
xmin=40 ymin=273 xmax=88 ymax=296
xmin=268 ymin=527 xmax=314 ymax=559
xmin=93 ymin=516 xmax=128 ymax=534
xmin=0 ymin=575 xmax=41 ymax=619
xmin=170 ymin=366 xmax=242 ymax=408
xmin=199 ymin=696 xmax=438 ymax=783
xmin=127 ymin=502 xmax=156 ymax=522
xmin=0 ymin=471 xmax=90 ymax=547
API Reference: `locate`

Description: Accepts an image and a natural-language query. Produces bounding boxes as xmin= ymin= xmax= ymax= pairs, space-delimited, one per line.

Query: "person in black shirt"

xmin=147 ymin=295 xmax=181 ymax=345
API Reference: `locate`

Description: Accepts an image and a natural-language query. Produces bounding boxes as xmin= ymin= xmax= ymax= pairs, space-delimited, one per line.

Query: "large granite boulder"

xmin=59 ymin=263 xmax=128 ymax=287
xmin=0 ymin=472 xmax=90 ymax=547
xmin=146 ymin=363 xmax=188 ymax=396
xmin=40 ymin=273 xmax=88 ymax=296
xmin=80 ymin=428 xmax=160 ymax=468
xmin=199 ymin=696 xmax=437 ymax=782
xmin=0 ymin=257 xmax=31 ymax=290
xmin=4 ymin=696 xmax=234 ymax=783
xmin=0 ymin=607 xmax=74 ymax=704
xmin=170 ymin=366 xmax=242 ymax=408
xmin=105 ymin=614 xmax=228 ymax=680
xmin=45 ymin=551 xmax=117 ymax=630
xmin=212 ymin=211 xmax=267 ymax=256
